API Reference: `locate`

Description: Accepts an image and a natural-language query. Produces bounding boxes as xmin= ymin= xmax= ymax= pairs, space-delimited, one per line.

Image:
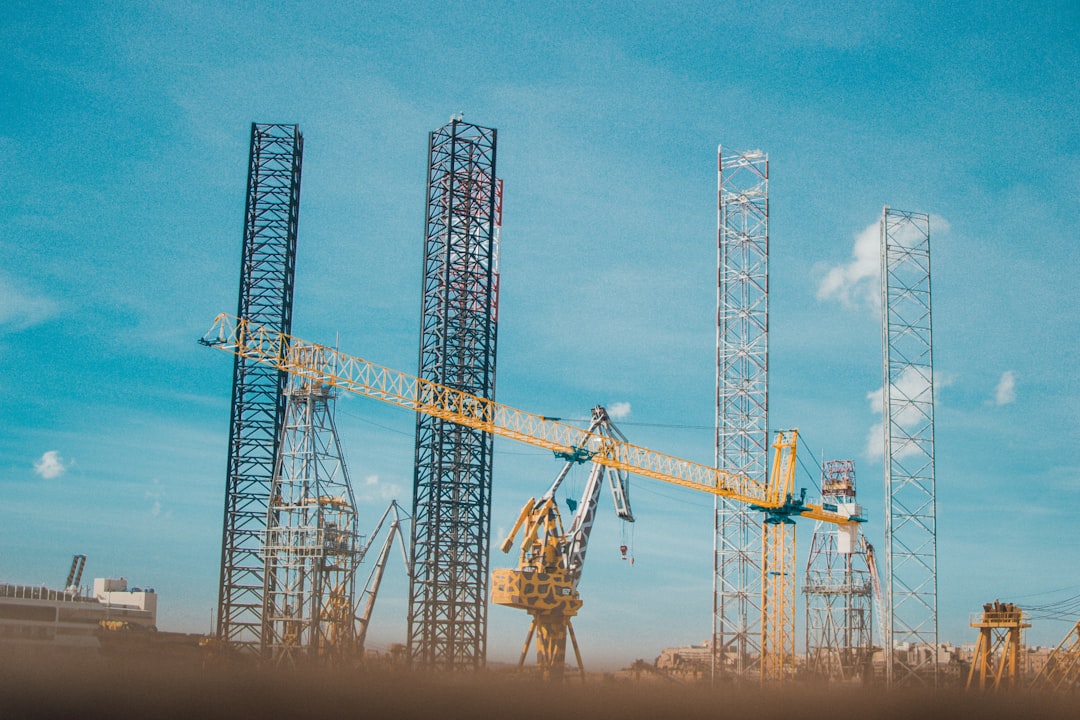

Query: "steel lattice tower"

xmin=408 ymin=117 xmax=500 ymax=670
xmin=714 ymin=147 xmax=768 ymax=680
xmin=803 ymin=460 xmax=873 ymax=683
xmin=262 ymin=364 xmax=359 ymax=666
xmin=879 ymin=207 xmax=938 ymax=686
xmin=217 ymin=123 xmax=303 ymax=651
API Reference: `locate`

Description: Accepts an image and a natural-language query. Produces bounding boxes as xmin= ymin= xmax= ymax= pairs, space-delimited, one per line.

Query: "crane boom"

xmin=355 ymin=500 xmax=410 ymax=656
xmin=202 ymin=313 xmax=856 ymax=526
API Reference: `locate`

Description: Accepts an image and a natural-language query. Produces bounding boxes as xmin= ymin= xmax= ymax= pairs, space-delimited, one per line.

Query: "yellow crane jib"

xmin=200 ymin=314 xmax=785 ymax=508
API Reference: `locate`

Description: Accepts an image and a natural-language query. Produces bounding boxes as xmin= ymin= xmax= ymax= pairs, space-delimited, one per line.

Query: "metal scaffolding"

xmin=218 ymin=123 xmax=303 ymax=651
xmin=803 ymin=460 xmax=873 ymax=683
xmin=262 ymin=369 xmax=359 ymax=666
xmin=408 ymin=117 xmax=501 ymax=670
xmin=879 ymin=206 xmax=938 ymax=686
xmin=714 ymin=146 xmax=769 ymax=680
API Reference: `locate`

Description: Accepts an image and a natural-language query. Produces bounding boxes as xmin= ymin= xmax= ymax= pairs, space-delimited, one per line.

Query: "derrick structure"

xmin=218 ymin=123 xmax=303 ymax=651
xmin=879 ymin=207 xmax=938 ymax=686
xmin=714 ymin=147 xmax=769 ymax=680
xmin=408 ymin=117 xmax=501 ymax=670
xmin=965 ymin=601 xmax=1029 ymax=691
xmin=803 ymin=460 xmax=873 ymax=683
xmin=262 ymin=370 xmax=359 ymax=666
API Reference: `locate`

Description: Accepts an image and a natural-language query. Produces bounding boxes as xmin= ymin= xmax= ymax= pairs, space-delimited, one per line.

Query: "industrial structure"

xmin=1031 ymin=620 xmax=1080 ymax=692
xmin=715 ymin=146 xmax=769 ymax=681
xmin=217 ymin=123 xmax=303 ymax=653
xmin=203 ymin=315 xmax=865 ymax=682
xmin=0 ymin=556 xmax=157 ymax=651
xmin=261 ymin=370 xmax=359 ymax=665
xmin=965 ymin=601 xmax=1029 ymax=691
xmin=492 ymin=406 xmax=634 ymax=680
xmin=355 ymin=501 xmax=411 ymax=657
xmin=880 ymin=207 xmax=938 ymax=686
xmin=803 ymin=460 xmax=874 ymax=683
xmin=409 ymin=117 xmax=502 ymax=671
xmin=194 ymin=123 xmax=1010 ymax=690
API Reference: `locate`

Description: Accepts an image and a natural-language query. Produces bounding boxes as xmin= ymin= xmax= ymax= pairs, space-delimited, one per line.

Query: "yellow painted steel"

xmin=203 ymin=314 xmax=862 ymax=681
xmin=203 ymin=313 xmax=819 ymax=510
xmin=760 ymin=430 xmax=799 ymax=684
xmin=1030 ymin=619 xmax=1080 ymax=692
xmin=965 ymin=601 xmax=1030 ymax=691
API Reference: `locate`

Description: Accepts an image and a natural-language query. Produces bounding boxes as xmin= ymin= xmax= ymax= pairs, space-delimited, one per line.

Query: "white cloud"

xmin=818 ymin=214 xmax=951 ymax=312
xmin=359 ymin=474 xmax=405 ymax=503
xmin=817 ymin=220 xmax=880 ymax=310
xmin=994 ymin=370 xmax=1017 ymax=406
xmin=865 ymin=421 xmax=884 ymax=461
xmin=0 ymin=272 xmax=59 ymax=331
xmin=606 ymin=402 xmax=631 ymax=420
xmin=145 ymin=479 xmax=165 ymax=517
xmin=33 ymin=450 xmax=69 ymax=479
xmin=864 ymin=366 xmax=941 ymax=461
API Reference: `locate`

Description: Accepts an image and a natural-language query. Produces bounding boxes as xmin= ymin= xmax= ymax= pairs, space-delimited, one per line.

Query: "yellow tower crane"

xmin=201 ymin=313 xmax=863 ymax=681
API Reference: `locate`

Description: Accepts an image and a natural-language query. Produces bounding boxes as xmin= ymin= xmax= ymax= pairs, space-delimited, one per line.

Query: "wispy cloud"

xmin=145 ymin=479 xmax=165 ymax=518
xmin=0 ymin=272 xmax=59 ymax=331
xmin=816 ymin=220 xmax=880 ymax=311
xmin=864 ymin=367 xmax=939 ymax=461
xmin=607 ymin=402 xmax=632 ymax=420
xmin=994 ymin=370 xmax=1017 ymax=406
xmin=33 ymin=450 xmax=70 ymax=479
xmin=359 ymin=474 xmax=405 ymax=503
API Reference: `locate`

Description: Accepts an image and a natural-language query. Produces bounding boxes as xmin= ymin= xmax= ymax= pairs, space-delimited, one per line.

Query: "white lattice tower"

xmin=714 ymin=146 xmax=769 ymax=680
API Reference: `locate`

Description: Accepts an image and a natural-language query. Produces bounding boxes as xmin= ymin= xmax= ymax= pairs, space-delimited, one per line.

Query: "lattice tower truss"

xmin=803 ymin=460 xmax=873 ymax=683
xmin=1030 ymin=620 xmax=1080 ymax=692
xmin=218 ymin=123 xmax=303 ymax=651
xmin=262 ymin=372 xmax=359 ymax=666
xmin=409 ymin=117 xmax=501 ymax=670
xmin=879 ymin=207 xmax=938 ymax=686
xmin=714 ymin=146 xmax=768 ymax=681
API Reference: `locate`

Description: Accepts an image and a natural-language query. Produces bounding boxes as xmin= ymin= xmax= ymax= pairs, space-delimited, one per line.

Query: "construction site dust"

xmin=1 ymin=652 xmax=1074 ymax=720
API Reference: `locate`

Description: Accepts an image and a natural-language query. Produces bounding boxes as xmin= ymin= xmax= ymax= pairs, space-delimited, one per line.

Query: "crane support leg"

xmin=518 ymin=619 xmax=537 ymax=670
xmin=567 ymin=620 xmax=586 ymax=682
xmin=533 ymin=614 xmax=570 ymax=680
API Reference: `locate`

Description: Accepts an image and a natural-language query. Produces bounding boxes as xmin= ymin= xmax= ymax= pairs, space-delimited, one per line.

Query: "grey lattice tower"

xmin=714 ymin=146 xmax=769 ymax=680
xmin=408 ymin=117 xmax=500 ymax=670
xmin=880 ymin=207 xmax=938 ymax=686
xmin=218 ymin=123 xmax=303 ymax=651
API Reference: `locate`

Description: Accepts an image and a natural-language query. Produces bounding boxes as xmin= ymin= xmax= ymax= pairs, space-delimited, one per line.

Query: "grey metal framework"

xmin=217 ymin=123 xmax=303 ymax=651
xmin=408 ymin=117 xmax=500 ymax=670
xmin=714 ymin=147 xmax=769 ymax=680
xmin=879 ymin=207 xmax=938 ymax=686
xmin=262 ymin=370 xmax=359 ymax=666
xmin=803 ymin=460 xmax=873 ymax=683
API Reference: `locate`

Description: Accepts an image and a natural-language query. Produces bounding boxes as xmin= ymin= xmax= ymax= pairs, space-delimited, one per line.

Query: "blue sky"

xmin=2 ymin=1 xmax=1078 ymax=668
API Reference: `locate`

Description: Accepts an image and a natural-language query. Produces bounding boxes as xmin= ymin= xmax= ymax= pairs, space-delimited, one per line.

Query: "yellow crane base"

xmin=491 ymin=568 xmax=582 ymax=615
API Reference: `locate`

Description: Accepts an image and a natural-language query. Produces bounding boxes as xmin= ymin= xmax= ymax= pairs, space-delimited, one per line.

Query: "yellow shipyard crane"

xmin=201 ymin=313 xmax=862 ymax=679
